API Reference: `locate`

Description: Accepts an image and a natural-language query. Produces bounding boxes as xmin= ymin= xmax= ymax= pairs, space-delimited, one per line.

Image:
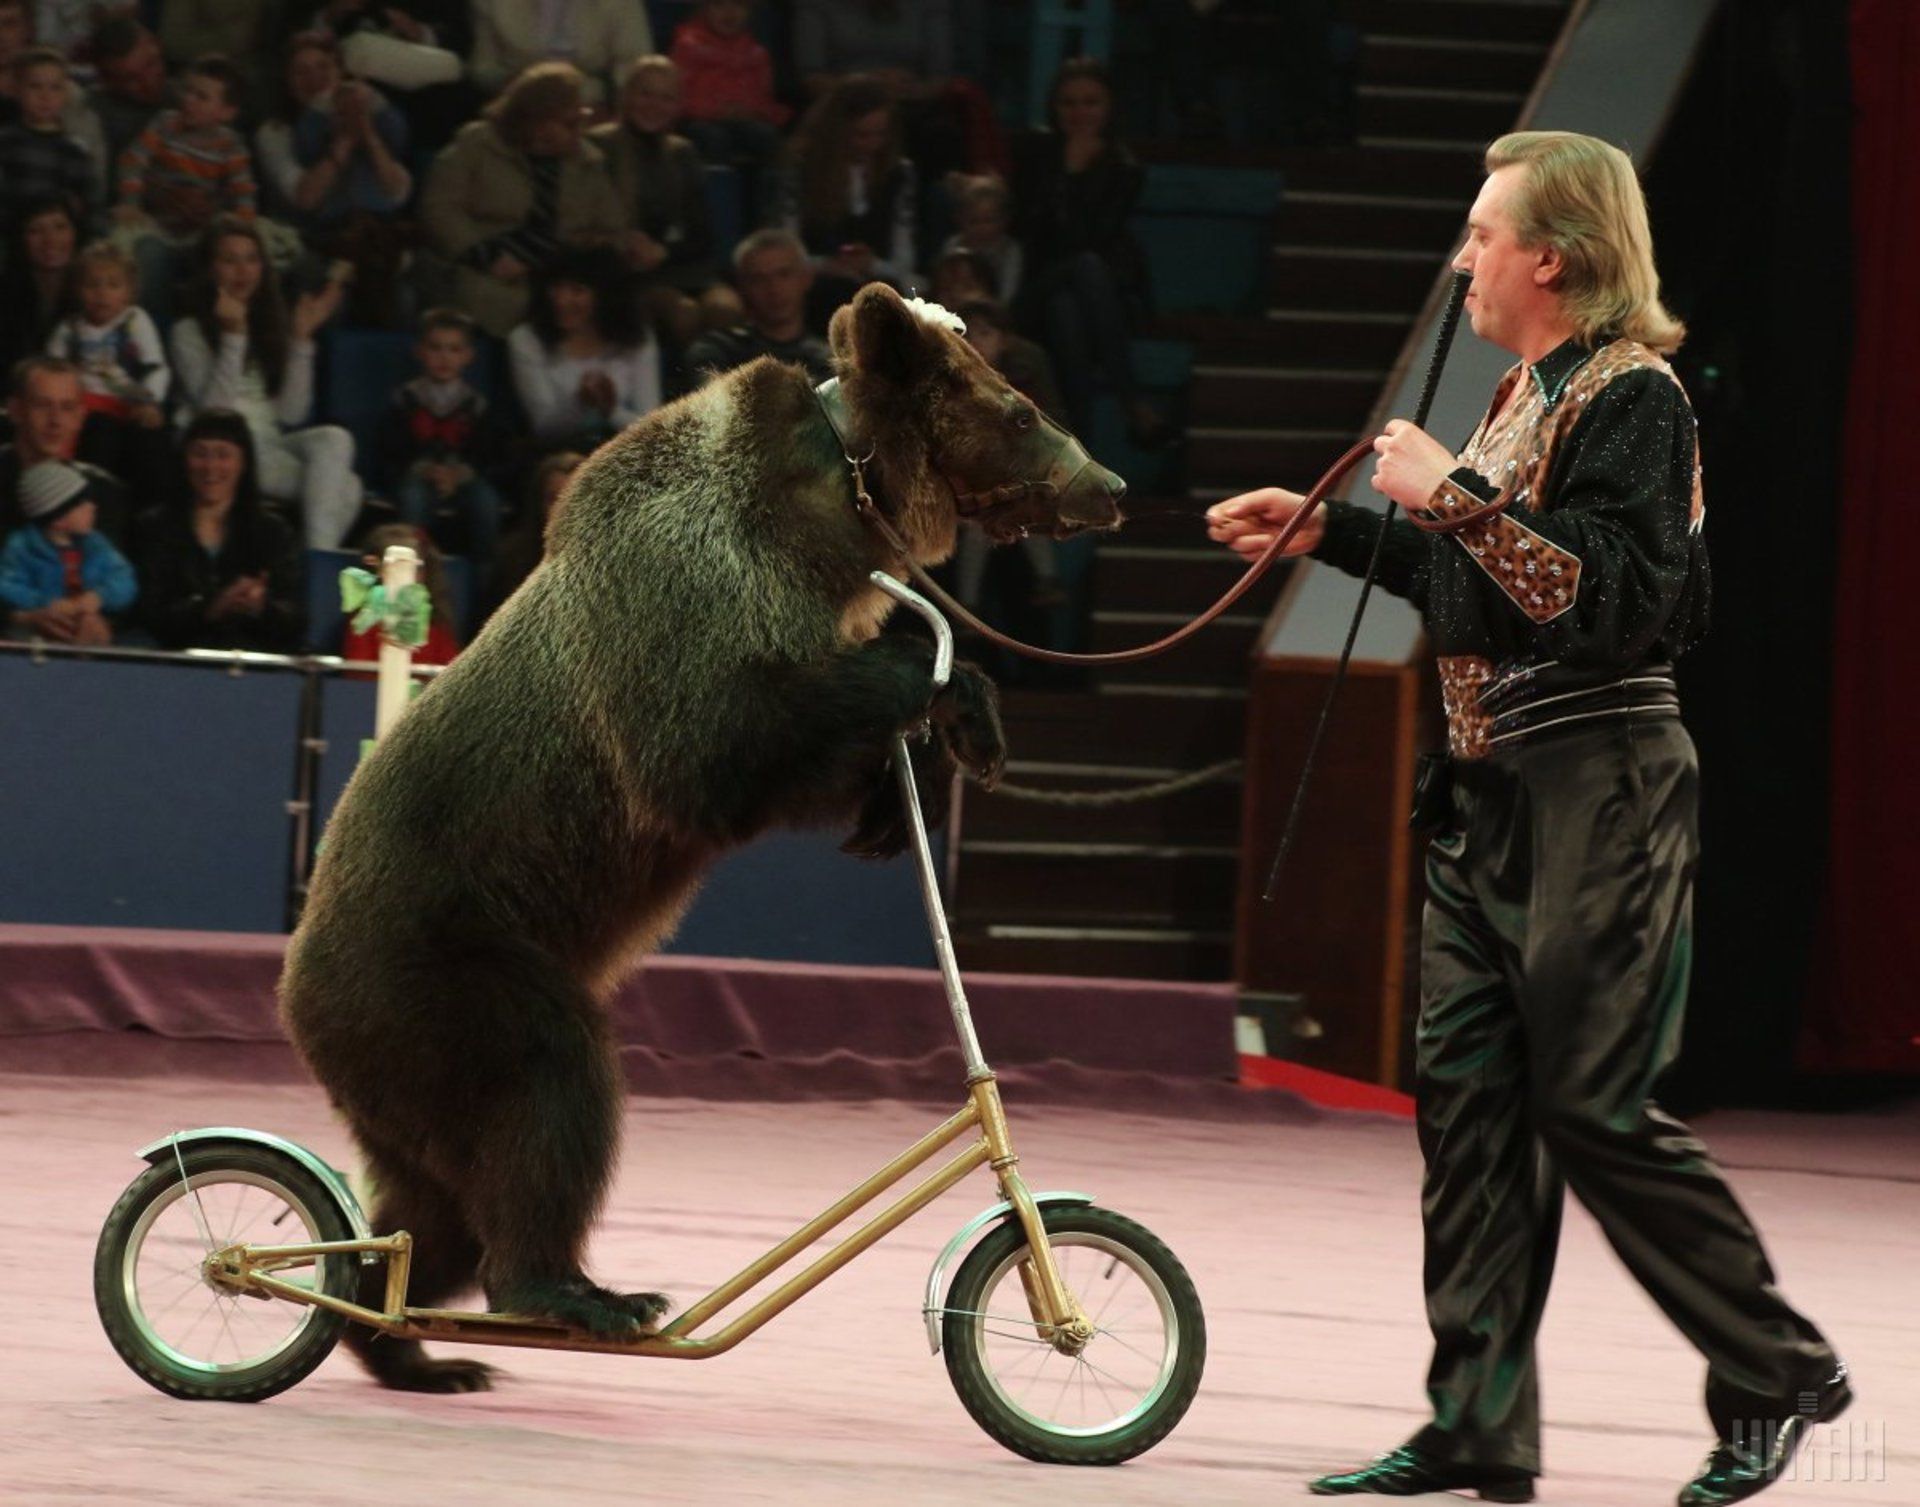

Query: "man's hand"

xmin=1205 ymin=487 xmax=1323 ymax=561
xmin=1369 ymin=420 xmax=1458 ymax=513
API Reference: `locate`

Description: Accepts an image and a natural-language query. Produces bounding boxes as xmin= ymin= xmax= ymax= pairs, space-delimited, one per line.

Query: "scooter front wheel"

xmin=94 ymin=1143 xmax=357 ymax=1401
xmin=941 ymin=1204 xmax=1205 ymax=1464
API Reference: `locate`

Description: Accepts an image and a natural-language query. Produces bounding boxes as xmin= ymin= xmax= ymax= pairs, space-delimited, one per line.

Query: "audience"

xmin=168 ymin=216 xmax=360 ymax=546
xmin=0 ymin=196 xmax=80 ymax=374
xmin=508 ymin=244 xmax=662 ymax=447
xmin=306 ymin=0 xmax=472 ymax=152
xmin=683 ymin=227 xmax=833 ymax=386
xmin=940 ymin=173 xmax=1022 ymax=304
xmin=136 ymin=406 xmax=305 ymax=652
xmin=467 ymin=0 xmax=652 ymax=108
xmin=157 ymin=0 xmax=281 ymax=101
xmin=378 ymin=306 xmax=503 ymax=581
xmin=0 ymin=456 xmax=137 ymax=643
xmin=256 ymin=31 xmax=412 ymax=233
xmin=86 ymin=15 xmax=173 ymax=175
xmin=591 ymin=54 xmax=741 ymax=350
xmin=0 ymin=47 xmax=99 ymax=236
xmin=489 ymin=446 xmax=581 ymax=612
xmin=1011 ymin=58 xmax=1166 ymax=447
xmin=114 ymin=52 xmax=257 ymax=325
xmin=418 ymin=60 xmax=624 ymax=338
xmin=1 ymin=356 xmax=132 ymax=546
xmin=341 ymin=519 xmax=461 ymax=666
xmin=778 ymin=74 xmax=918 ymax=322
xmin=45 ymin=240 xmax=173 ymax=483
xmin=671 ymin=0 xmax=788 ymax=215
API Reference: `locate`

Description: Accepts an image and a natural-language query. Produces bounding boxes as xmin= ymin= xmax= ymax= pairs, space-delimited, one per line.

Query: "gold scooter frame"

xmin=203 ymin=574 xmax=1091 ymax=1362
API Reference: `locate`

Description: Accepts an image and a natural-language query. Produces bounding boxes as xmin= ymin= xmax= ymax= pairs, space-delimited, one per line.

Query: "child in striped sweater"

xmin=113 ymin=54 xmax=255 ymax=324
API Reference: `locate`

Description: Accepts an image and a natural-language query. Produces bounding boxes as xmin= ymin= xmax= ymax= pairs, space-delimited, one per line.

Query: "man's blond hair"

xmin=1485 ymin=131 xmax=1685 ymax=355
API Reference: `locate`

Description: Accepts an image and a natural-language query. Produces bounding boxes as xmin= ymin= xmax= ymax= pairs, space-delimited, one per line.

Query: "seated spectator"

xmin=0 ymin=355 xmax=131 ymax=545
xmin=86 ymin=15 xmax=172 ymax=173
xmin=508 ymin=245 xmax=662 ymax=448
xmin=591 ymin=54 xmax=743 ymax=351
xmin=940 ymin=172 xmax=1021 ymax=304
xmin=0 ymin=457 xmax=136 ymax=644
xmin=157 ymin=0 xmax=281 ymax=103
xmin=670 ymin=0 xmax=789 ymax=214
xmin=683 ymin=227 xmax=834 ymax=387
xmin=169 ymin=217 xmax=362 ymax=547
xmin=795 ymin=0 xmax=1004 ymax=182
xmin=45 ymin=240 xmax=172 ymax=484
xmin=927 ymin=246 xmax=996 ymax=310
xmin=1012 ymin=58 xmax=1167 ymax=448
xmin=0 ymin=47 xmax=100 ymax=236
xmin=488 ymin=447 xmax=582 ymax=613
xmin=418 ymin=60 xmax=624 ymax=338
xmin=256 ymin=32 xmax=411 ymax=232
xmin=776 ymin=75 xmax=918 ymax=323
xmin=378 ymin=307 xmax=504 ymax=581
xmin=0 ymin=195 xmax=79 ymax=375
xmin=257 ymin=30 xmax=413 ymax=324
xmin=950 ymin=295 xmax=1068 ymax=615
xmin=112 ymin=53 xmax=256 ymax=326
xmin=136 ymin=407 xmax=305 ymax=652
xmin=341 ymin=521 xmax=461 ymax=667
xmin=299 ymin=0 xmax=472 ymax=151
xmin=0 ymin=0 xmax=27 ymax=128
xmin=468 ymin=0 xmax=652 ymax=109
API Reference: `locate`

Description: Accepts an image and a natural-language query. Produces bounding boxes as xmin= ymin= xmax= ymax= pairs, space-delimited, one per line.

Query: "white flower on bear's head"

xmin=903 ymin=296 xmax=966 ymax=336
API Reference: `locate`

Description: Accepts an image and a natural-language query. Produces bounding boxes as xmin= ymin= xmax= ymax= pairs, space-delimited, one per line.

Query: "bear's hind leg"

xmin=344 ymin=1151 xmax=497 ymax=1392
xmin=458 ymin=1004 xmax=667 ymax=1336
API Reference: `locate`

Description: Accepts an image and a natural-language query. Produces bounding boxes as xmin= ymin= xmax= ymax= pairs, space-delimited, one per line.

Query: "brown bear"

xmin=278 ymin=285 xmax=1126 ymax=1392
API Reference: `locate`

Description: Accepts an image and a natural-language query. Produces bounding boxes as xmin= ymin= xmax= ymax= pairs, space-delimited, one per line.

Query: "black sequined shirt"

xmin=1311 ymin=336 xmax=1711 ymax=673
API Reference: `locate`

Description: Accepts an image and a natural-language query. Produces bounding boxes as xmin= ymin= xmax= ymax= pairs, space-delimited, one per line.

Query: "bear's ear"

xmin=833 ymin=283 xmax=934 ymax=390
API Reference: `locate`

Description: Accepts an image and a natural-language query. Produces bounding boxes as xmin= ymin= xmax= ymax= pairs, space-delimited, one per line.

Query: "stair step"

xmin=1153 ymin=309 xmax=1412 ymax=367
xmin=1089 ymin=609 xmax=1267 ymax=687
xmin=1269 ymin=244 xmax=1442 ymax=311
xmin=952 ymin=925 xmax=1233 ymax=982
xmin=1093 ymin=538 xmax=1273 ymax=613
xmin=1279 ymin=141 xmax=1487 ymax=198
xmin=1356 ymin=83 xmax=1529 ymax=141
xmin=1353 ymin=0 xmax=1567 ymax=46
xmin=1277 ymin=189 xmax=1466 ymax=252
xmin=1363 ymin=33 xmax=1550 ymax=93
xmin=1188 ymin=364 xmax=1387 ymax=428
xmin=1186 ymin=427 xmax=1363 ymax=489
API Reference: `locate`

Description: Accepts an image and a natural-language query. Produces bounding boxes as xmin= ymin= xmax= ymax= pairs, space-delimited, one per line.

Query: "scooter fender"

xmin=922 ymin=1191 xmax=1094 ymax=1354
xmin=138 ymin=1126 xmax=377 ymax=1259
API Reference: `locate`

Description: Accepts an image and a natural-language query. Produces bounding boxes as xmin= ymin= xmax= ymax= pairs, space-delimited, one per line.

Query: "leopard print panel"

xmin=1423 ymin=340 xmax=1705 ymax=623
xmin=1437 ymin=654 xmax=1496 ymax=760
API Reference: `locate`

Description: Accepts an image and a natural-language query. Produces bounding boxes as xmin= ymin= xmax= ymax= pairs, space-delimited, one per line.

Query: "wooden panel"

xmin=1235 ymin=658 xmax=1421 ymax=1087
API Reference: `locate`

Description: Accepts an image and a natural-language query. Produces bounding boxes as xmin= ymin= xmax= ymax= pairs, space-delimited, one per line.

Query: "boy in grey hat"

xmin=0 ymin=458 xmax=137 ymax=643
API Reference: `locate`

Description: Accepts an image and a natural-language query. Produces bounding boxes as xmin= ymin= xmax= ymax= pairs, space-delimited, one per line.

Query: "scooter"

xmin=93 ymin=573 xmax=1206 ymax=1465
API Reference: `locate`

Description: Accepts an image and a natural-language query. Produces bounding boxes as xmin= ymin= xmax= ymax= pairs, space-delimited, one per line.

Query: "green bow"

xmin=339 ymin=567 xmax=432 ymax=649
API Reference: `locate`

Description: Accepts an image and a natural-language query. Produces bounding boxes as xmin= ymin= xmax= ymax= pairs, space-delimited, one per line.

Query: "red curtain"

xmin=1802 ymin=0 xmax=1920 ymax=1073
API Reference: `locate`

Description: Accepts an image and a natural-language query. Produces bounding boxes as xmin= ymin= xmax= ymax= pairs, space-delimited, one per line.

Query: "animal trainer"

xmin=280 ymin=285 xmax=1124 ymax=1392
xmin=1210 ymin=130 xmax=1845 ymax=1507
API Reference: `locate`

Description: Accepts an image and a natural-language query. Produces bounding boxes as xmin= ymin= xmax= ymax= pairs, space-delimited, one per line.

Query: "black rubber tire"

xmin=941 ymin=1204 xmax=1205 ymax=1464
xmin=94 ymin=1143 xmax=356 ymax=1401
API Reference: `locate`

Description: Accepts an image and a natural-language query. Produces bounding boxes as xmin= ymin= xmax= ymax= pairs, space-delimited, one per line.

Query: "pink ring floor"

xmin=4 ymin=1059 xmax=1915 ymax=1506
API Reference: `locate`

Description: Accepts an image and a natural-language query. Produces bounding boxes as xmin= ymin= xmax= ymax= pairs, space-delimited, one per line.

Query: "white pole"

xmin=373 ymin=544 xmax=421 ymax=741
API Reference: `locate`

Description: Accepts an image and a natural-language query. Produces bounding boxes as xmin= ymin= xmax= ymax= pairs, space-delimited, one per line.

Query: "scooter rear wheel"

xmin=94 ymin=1143 xmax=357 ymax=1401
xmin=941 ymin=1204 xmax=1205 ymax=1464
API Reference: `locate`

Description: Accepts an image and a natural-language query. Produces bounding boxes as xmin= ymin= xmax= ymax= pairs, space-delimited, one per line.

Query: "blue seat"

xmin=1131 ymin=164 xmax=1284 ymax=315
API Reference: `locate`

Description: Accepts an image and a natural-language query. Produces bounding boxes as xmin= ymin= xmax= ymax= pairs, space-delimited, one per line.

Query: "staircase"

xmin=951 ymin=0 xmax=1572 ymax=982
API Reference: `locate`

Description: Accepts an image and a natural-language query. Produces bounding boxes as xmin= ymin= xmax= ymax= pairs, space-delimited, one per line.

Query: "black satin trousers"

xmin=1405 ymin=717 xmax=1836 ymax=1474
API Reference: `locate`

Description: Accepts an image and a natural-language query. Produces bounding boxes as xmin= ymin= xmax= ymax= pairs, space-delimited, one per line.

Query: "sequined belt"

xmin=1437 ymin=657 xmax=1681 ymax=760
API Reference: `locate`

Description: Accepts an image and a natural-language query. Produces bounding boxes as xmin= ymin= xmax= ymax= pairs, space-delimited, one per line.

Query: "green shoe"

xmin=1308 ymin=1445 xmax=1536 ymax=1501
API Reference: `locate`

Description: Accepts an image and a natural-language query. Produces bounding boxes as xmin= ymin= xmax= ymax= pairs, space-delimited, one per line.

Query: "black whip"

xmin=1261 ymin=270 xmax=1471 ymax=902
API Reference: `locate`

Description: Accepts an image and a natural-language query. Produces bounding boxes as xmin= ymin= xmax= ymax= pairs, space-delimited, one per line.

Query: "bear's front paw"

xmin=930 ymin=662 xmax=1006 ymax=788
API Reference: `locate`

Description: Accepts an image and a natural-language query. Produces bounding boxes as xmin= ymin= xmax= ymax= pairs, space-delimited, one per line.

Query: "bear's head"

xmin=828 ymin=284 xmax=1126 ymax=550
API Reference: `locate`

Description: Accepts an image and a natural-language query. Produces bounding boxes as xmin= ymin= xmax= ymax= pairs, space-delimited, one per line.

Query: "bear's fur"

xmin=278 ymin=286 xmax=1124 ymax=1392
